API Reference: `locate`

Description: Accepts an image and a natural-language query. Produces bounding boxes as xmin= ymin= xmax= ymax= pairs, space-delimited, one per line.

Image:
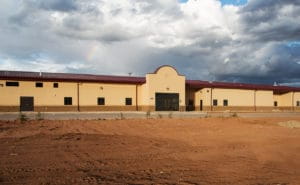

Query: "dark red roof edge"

xmin=0 ymin=70 xmax=300 ymax=92
xmin=0 ymin=70 xmax=146 ymax=84
xmin=186 ymin=80 xmax=300 ymax=92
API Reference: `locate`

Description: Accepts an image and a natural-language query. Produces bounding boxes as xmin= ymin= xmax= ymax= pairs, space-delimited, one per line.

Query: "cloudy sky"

xmin=0 ymin=0 xmax=300 ymax=86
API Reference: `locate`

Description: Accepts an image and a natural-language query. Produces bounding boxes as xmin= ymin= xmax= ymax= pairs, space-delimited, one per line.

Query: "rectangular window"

xmin=297 ymin=101 xmax=300 ymax=107
xmin=64 ymin=97 xmax=72 ymax=105
xmin=53 ymin=83 xmax=59 ymax=88
xmin=213 ymin=99 xmax=218 ymax=106
xmin=125 ymin=98 xmax=132 ymax=105
xmin=98 ymin=97 xmax=105 ymax=105
xmin=223 ymin=99 xmax=228 ymax=106
xmin=6 ymin=81 xmax=19 ymax=87
xmin=36 ymin=82 xmax=43 ymax=88
xmin=274 ymin=101 xmax=278 ymax=107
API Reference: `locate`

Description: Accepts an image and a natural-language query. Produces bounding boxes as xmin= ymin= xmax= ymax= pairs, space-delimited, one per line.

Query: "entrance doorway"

xmin=20 ymin=97 xmax=34 ymax=111
xmin=155 ymin=93 xmax=179 ymax=111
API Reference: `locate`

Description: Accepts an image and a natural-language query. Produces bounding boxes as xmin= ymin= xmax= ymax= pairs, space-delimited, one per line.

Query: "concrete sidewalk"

xmin=0 ymin=111 xmax=299 ymax=121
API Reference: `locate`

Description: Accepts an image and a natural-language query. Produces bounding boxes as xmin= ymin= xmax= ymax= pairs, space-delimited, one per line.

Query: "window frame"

xmin=223 ymin=99 xmax=228 ymax=106
xmin=53 ymin=83 xmax=59 ymax=88
xmin=35 ymin=82 xmax=43 ymax=88
xmin=64 ymin=97 xmax=72 ymax=105
xmin=6 ymin=81 xmax=19 ymax=87
xmin=97 ymin=97 xmax=105 ymax=105
xmin=125 ymin=98 xmax=132 ymax=106
xmin=213 ymin=99 xmax=218 ymax=106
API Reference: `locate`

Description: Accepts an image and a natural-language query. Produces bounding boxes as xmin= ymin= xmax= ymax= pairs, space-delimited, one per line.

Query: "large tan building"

xmin=0 ymin=65 xmax=300 ymax=112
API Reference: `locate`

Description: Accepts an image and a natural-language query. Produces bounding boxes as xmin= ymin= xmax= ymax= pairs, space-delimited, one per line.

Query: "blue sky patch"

xmin=221 ymin=0 xmax=247 ymax=6
xmin=179 ymin=0 xmax=248 ymax=6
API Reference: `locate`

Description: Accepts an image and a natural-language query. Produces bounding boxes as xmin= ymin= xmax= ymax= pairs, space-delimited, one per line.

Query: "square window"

xmin=6 ymin=81 xmax=19 ymax=87
xmin=98 ymin=97 xmax=105 ymax=105
xmin=274 ymin=101 xmax=278 ymax=107
xmin=36 ymin=82 xmax=43 ymax=88
xmin=223 ymin=99 xmax=228 ymax=106
xmin=125 ymin=98 xmax=132 ymax=105
xmin=64 ymin=97 xmax=72 ymax=105
xmin=53 ymin=83 xmax=59 ymax=88
xmin=213 ymin=99 xmax=218 ymax=106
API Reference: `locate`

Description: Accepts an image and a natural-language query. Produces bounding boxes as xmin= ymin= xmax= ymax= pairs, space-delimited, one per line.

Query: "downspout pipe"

xmin=77 ymin=82 xmax=80 ymax=112
xmin=210 ymin=88 xmax=213 ymax=111
xmin=136 ymin=85 xmax=138 ymax=111
xmin=254 ymin=90 xmax=256 ymax=112
xmin=292 ymin=91 xmax=294 ymax=112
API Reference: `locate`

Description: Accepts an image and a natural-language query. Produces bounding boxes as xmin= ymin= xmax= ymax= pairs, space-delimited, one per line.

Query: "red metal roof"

xmin=0 ymin=70 xmax=299 ymax=92
xmin=186 ymin=80 xmax=300 ymax=93
xmin=0 ymin=70 xmax=146 ymax=84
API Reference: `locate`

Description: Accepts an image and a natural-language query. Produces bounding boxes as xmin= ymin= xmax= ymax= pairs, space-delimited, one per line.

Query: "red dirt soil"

xmin=0 ymin=117 xmax=300 ymax=185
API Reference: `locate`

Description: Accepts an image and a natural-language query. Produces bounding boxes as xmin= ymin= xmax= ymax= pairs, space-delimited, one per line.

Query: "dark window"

xmin=274 ymin=101 xmax=278 ymax=107
xmin=6 ymin=81 xmax=19 ymax=87
xmin=98 ymin=97 xmax=105 ymax=105
xmin=213 ymin=99 xmax=218 ymax=106
xmin=125 ymin=98 xmax=132 ymax=105
xmin=223 ymin=99 xmax=228 ymax=106
xmin=64 ymin=97 xmax=72 ymax=105
xmin=297 ymin=101 xmax=300 ymax=107
xmin=36 ymin=82 xmax=43 ymax=88
xmin=53 ymin=83 xmax=59 ymax=88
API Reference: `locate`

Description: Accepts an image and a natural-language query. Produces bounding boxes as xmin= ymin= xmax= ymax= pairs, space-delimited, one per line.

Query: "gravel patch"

xmin=278 ymin=120 xmax=300 ymax=128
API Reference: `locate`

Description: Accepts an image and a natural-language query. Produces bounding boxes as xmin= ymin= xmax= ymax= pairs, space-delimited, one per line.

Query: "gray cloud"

xmin=0 ymin=0 xmax=300 ymax=86
xmin=38 ymin=0 xmax=78 ymax=12
xmin=240 ymin=0 xmax=300 ymax=42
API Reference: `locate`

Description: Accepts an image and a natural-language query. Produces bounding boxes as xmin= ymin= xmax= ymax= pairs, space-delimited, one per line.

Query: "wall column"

xmin=210 ymin=88 xmax=213 ymax=111
xmin=254 ymin=90 xmax=256 ymax=111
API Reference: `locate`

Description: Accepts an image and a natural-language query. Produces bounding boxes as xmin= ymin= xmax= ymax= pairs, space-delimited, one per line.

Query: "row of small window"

xmin=274 ymin=101 xmax=300 ymax=107
xmin=5 ymin=81 xmax=59 ymax=88
xmin=212 ymin=99 xmax=228 ymax=106
xmin=64 ymin=97 xmax=133 ymax=106
xmin=213 ymin=100 xmax=300 ymax=107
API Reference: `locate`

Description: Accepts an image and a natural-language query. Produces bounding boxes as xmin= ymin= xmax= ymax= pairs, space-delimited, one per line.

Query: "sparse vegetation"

xmin=231 ymin=112 xmax=238 ymax=117
xmin=36 ymin=112 xmax=44 ymax=121
xmin=146 ymin=110 xmax=151 ymax=119
xmin=157 ymin=113 xmax=163 ymax=119
xmin=120 ymin=112 xmax=125 ymax=120
xmin=19 ymin=112 xmax=28 ymax=123
xmin=168 ymin=112 xmax=173 ymax=118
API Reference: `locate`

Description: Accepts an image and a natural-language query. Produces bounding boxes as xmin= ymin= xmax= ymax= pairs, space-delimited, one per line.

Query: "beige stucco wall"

xmin=79 ymin=83 xmax=137 ymax=106
xmin=274 ymin=92 xmax=293 ymax=107
xmin=0 ymin=80 xmax=77 ymax=106
xmin=138 ymin=83 xmax=148 ymax=106
xmin=195 ymin=88 xmax=255 ymax=107
xmin=145 ymin=66 xmax=186 ymax=106
xmin=212 ymin=88 xmax=254 ymax=106
xmin=256 ymin=90 xmax=273 ymax=106
xmin=195 ymin=88 xmax=211 ymax=107
xmin=194 ymin=88 xmax=274 ymax=108
xmin=295 ymin=92 xmax=300 ymax=107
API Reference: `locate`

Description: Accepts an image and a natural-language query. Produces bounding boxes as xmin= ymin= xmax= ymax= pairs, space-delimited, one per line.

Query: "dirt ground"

xmin=0 ymin=117 xmax=300 ymax=185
